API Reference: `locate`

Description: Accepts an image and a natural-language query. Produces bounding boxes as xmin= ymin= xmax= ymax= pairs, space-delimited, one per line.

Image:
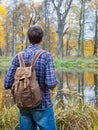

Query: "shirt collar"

xmin=28 ymin=44 xmax=41 ymax=49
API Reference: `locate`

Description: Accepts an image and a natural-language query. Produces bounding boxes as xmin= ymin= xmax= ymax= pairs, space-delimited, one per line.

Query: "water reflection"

xmin=56 ymin=70 xmax=98 ymax=107
xmin=94 ymin=74 xmax=98 ymax=106
xmin=0 ymin=70 xmax=98 ymax=108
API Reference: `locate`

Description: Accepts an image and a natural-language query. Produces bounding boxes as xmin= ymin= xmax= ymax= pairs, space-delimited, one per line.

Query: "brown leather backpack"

xmin=11 ymin=50 xmax=45 ymax=110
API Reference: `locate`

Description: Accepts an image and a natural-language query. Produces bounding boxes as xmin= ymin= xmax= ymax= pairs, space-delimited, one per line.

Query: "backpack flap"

xmin=15 ymin=66 xmax=32 ymax=80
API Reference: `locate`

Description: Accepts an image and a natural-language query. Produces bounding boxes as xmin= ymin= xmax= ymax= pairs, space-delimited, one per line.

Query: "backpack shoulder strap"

xmin=32 ymin=50 xmax=46 ymax=66
xmin=18 ymin=52 xmax=25 ymax=67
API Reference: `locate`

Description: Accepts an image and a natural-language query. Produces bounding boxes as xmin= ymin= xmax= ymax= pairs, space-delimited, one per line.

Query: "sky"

xmin=33 ymin=0 xmax=43 ymax=2
xmin=1 ymin=0 xmax=43 ymax=6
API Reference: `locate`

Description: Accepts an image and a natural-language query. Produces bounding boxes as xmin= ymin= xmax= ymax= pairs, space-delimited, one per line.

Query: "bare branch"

xmin=63 ymin=27 xmax=69 ymax=36
xmin=51 ymin=0 xmax=58 ymax=10
xmin=58 ymin=0 xmax=63 ymax=8
xmin=63 ymin=0 xmax=73 ymax=21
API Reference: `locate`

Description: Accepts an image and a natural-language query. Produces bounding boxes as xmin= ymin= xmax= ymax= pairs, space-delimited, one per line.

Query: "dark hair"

xmin=27 ymin=25 xmax=44 ymax=44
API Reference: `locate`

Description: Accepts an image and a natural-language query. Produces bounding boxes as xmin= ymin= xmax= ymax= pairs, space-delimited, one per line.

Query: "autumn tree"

xmin=5 ymin=1 xmax=42 ymax=56
xmin=64 ymin=3 xmax=80 ymax=56
xmin=25 ymin=1 xmax=42 ymax=47
xmin=0 ymin=6 xmax=7 ymax=56
xmin=6 ymin=0 xmax=19 ymax=56
xmin=12 ymin=2 xmax=31 ymax=51
xmin=51 ymin=0 xmax=73 ymax=59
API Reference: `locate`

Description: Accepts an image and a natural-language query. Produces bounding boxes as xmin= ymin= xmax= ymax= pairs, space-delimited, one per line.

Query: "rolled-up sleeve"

xmin=4 ymin=55 xmax=19 ymax=89
xmin=45 ymin=53 xmax=58 ymax=89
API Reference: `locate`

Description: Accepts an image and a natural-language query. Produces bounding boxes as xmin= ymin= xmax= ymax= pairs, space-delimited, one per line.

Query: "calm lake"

xmin=0 ymin=69 xmax=98 ymax=108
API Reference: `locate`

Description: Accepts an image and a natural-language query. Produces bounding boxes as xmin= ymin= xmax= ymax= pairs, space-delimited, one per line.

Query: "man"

xmin=4 ymin=25 xmax=58 ymax=130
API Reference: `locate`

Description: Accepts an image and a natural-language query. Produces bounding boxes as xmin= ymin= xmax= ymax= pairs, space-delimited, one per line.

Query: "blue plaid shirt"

xmin=4 ymin=44 xmax=57 ymax=109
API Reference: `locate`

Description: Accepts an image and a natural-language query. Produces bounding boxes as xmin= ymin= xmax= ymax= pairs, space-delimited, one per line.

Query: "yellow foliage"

xmin=0 ymin=5 xmax=7 ymax=17
xmin=0 ymin=77 xmax=4 ymax=103
xmin=84 ymin=40 xmax=94 ymax=58
xmin=16 ymin=43 xmax=26 ymax=52
xmin=50 ymin=31 xmax=58 ymax=57
xmin=23 ymin=29 xmax=27 ymax=35
xmin=0 ymin=6 xmax=7 ymax=49
xmin=0 ymin=24 xmax=5 ymax=48
xmin=68 ymin=38 xmax=78 ymax=49
xmin=84 ymin=72 xmax=94 ymax=86
xmin=51 ymin=31 xmax=58 ymax=43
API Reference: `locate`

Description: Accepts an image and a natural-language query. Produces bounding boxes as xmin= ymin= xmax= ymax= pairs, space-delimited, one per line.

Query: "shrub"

xmin=0 ymin=104 xmax=19 ymax=130
xmin=55 ymin=98 xmax=98 ymax=130
xmin=0 ymin=98 xmax=98 ymax=130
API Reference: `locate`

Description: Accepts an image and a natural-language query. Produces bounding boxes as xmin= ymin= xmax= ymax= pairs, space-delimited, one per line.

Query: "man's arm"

xmin=45 ymin=52 xmax=58 ymax=89
xmin=4 ymin=55 xmax=19 ymax=89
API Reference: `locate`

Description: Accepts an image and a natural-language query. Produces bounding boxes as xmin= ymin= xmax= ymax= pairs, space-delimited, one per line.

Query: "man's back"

xmin=4 ymin=44 xmax=57 ymax=109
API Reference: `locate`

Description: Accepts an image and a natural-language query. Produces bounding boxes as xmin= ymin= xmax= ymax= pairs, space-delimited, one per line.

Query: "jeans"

xmin=20 ymin=107 xmax=57 ymax=130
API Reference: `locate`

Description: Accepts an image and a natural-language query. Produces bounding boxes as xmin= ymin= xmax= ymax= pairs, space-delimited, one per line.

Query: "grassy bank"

xmin=0 ymin=56 xmax=98 ymax=72
xmin=55 ymin=57 xmax=98 ymax=72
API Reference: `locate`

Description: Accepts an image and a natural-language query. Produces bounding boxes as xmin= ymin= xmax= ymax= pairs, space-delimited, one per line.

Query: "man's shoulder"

xmin=40 ymin=51 xmax=53 ymax=64
xmin=41 ymin=51 xmax=52 ymax=58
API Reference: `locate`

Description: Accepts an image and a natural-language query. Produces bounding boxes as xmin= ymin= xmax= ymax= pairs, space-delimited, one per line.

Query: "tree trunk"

xmin=12 ymin=13 xmax=16 ymax=57
xmin=78 ymin=0 xmax=85 ymax=57
xmin=47 ymin=18 xmax=51 ymax=52
xmin=5 ymin=34 xmax=9 ymax=56
xmin=66 ymin=72 xmax=69 ymax=88
xmin=81 ymin=0 xmax=85 ymax=57
xmin=57 ymin=23 xmax=64 ymax=59
xmin=94 ymin=74 xmax=98 ymax=107
xmin=43 ymin=0 xmax=51 ymax=51
xmin=94 ymin=8 xmax=98 ymax=56
xmin=78 ymin=72 xmax=81 ymax=93
xmin=81 ymin=72 xmax=84 ymax=102
xmin=57 ymin=70 xmax=64 ymax=108
xmin=66 ymin=36 xmax=70 ymax=56
xmin=58 ymin=31 xmax=64 ymax=59
xmin=0 ymin=48 xmax=2 ymax=56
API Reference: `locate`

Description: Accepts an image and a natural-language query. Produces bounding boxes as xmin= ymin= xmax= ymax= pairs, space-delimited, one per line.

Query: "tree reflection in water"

xmin=55 ymin=70 xmax=98 ymax=108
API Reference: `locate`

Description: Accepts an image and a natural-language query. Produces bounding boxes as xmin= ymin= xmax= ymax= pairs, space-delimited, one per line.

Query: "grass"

xmin=0 ymin=56 xmax=98 ymax=72
xmin=0 ymin=98 xmax=98 ymax=130
xmin=0 ymin=104 xmax=19 ymax=130
xmin=0 ymin=56 xmax=12 ymax=70
xmin=55 ymin=57 xmax=98 ymax=73
xmin=55 ymin=98 xmax=98 ymax=130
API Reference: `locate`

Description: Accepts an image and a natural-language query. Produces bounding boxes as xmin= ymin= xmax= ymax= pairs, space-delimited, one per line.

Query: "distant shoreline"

xmin=0 ymin=56 xmax=98 ymax=73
